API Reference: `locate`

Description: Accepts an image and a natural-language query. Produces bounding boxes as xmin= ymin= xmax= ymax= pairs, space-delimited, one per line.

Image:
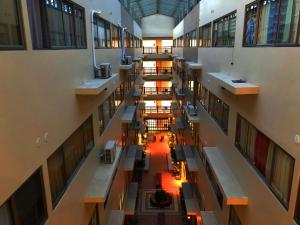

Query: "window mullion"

xmin=73 ymin=7 xmax=78 ymax=48
xmin=61 ymin=1 xmax=68 ymax=47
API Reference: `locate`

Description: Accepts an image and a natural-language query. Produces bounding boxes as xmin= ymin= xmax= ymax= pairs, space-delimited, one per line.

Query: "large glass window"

xmin=235 ymin=115 xmax=295 ymax=208
xmin=112 ymin=24 xmax=120 ymax=48
xmin=0 ymin=169 xmax=47 ymax=225
xmin=199 ymin=84 xmax=209 ymax=110
xmin=27 ymin=0 xmax=86 ymax=49
xmin=98 ymin=92 xmax=119 ymax=136
xmin=206 ymin=162 xmax=224 ymax=208
xmin=199 ymin=23 xmax=212 ymax=47
xmin=208 ymin=93 xmax=230 ymax=134
xmin=94 ymin=16 xmax=111 ymax=48
xmin=213 ymin=11 xmax=237 ymax=47
xmin=47 ymin=116 xmax=94 ymax=207
xmin=0 ymin=0 xmax=25 ymax=49
xmin=244 ymin=0 xmax=300 ymax=46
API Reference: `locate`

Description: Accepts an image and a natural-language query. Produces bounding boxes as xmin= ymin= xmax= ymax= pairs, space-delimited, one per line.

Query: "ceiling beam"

xmin=136 ymin=0 xmax=145 ymax=17
xmin=171 ymin=0 xmax=180 ymax=16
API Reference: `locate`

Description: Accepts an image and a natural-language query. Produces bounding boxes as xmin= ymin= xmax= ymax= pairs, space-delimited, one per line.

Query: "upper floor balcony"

xmin=143 ymin=67 xmax=173 ymax=81
xmin=143 ymin=87 xmax=173 ymax=100
xmin=142 ymin=46 xmax=173 ymax=61
xmin=143 ymin=46 xmax=173 ymax=54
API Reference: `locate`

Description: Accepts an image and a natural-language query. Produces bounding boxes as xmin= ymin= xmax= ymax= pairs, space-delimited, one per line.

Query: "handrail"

xmin=143 ymin=87 xmax=172 ymax=95
xmin=143 ymin=67 xmax=173 ymax=75
xmin=144 ymin=106 xmax=172 ymax=114
xmin=143 ymin=46 xmax=173 ymax=54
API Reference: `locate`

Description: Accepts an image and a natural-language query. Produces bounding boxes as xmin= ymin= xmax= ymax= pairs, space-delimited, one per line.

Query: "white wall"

xmin=142 ymin=14 xmax=175 ymax=37
xmin=134 ymin=21 xmax=142 ymax=39
xmin=173 ymin=20 xmax=184 ymax=38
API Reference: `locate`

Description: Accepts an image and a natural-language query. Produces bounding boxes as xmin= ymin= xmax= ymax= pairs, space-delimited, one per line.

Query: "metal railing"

xmin=143 ymin=67 xmax=173 ymax=75
xmin=143 ymin=46 xmax=173 ymax=54
xmin=144 ymin=106 xmax=172 ymax=114
xmin=143 ymin=87 xmax=172 ymax=95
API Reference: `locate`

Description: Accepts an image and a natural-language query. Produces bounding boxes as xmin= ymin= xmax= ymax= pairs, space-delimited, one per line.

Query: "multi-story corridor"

xmin=1 ymin=0 xmax=300 ymax=225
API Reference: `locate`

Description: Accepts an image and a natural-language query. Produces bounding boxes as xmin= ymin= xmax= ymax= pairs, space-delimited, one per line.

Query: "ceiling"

xmin=124 ymin=0 xmax=199 ymax=22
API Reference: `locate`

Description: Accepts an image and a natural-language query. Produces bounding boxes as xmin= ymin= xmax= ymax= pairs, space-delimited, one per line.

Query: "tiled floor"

xmin=136 ymin=132 xmax=184 ymax=225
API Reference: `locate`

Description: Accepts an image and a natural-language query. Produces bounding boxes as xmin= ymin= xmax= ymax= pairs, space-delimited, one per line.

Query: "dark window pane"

xmin=83 ymin=116 xmax=94 ymax=153
xmin=46 ymin=0 xmax=65 ymax=47
xmin=74 ymin=8 xmax=85 ymax=47
xmin=62 ymin=1 xmax=75 ymax=47
xmin=12 ymin=170 xmax=46 ymax=225
xmin=63 ymin=127 xmax=85 ymax=179
xmin=0 ymin=202 xmax=14 ymax=225
xmin=48 ymin=148 xmax=66 ymax=205
xmin=0 ymin=0 xmax=24 ymax=48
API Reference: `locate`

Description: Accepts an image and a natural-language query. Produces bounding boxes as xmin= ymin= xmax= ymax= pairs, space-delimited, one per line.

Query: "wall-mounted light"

xmin=294 ymin=135 xmax=300 ymax=144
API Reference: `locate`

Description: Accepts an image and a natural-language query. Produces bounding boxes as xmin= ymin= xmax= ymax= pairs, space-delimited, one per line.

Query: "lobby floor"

xmin=136 ymin=132 xmax=185 ymax=225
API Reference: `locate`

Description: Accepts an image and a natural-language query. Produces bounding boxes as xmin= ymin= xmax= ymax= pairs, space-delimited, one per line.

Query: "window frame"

xmin=212 ymin=10 xmax=237 ymax=47
xmin=235 ymin=114 xmax=295 ymax=209
xmin=243 ymin=0 xmax=300 ymax=47
xmin=0 ymin=168 xmax=48 ymax=225
xmin=208 ymin=92 xmax=230 ymax=134
xmin=0 ymin=0 xmax=26 ymax=50
xmin=295 ymin=180 xmax=300 ymax=224
xmin=94 ymin=15 xmax=112 ymax=49
xmin=35 ymin=0 xmax=87 ymax=50
xmin=199 ymin=22 xmax=212 ymax=47
xmin=47 ymin=115 xmax=94 ymax=207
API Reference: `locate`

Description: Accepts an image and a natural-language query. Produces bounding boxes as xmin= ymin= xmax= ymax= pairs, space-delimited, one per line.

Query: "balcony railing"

xmin=143 ymin=46 xmax=173 ymax=54
xmin=145 ymin=106 xmax=172 ymax=114
xmin=143 ymin=67 xmax=173 ymax=75
xmin=143 ymin=87 xmax=172 ymax=95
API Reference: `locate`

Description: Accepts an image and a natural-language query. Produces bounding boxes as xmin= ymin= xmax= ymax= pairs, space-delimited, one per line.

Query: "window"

xmin=235 ymin=115 xmax=295 ymax=208
xmin=27 ymin=0 xmax=86 ymax=49
xmin=244 ymin=0 xmax=300 ymax=46
xmin=94 ymin=16 xmax=111 ymax=48
xmin=145 ymin=118 xmax=171 ymax=131
xmin=208 ymin=93 xmax=230 ymax=133
xmin=111 ymin=24 xmax=120 ymax=48
xmin=199 ymin=23 xmax=212 ymax=47
xmin=199 ymin=83 xmax=209 ymax=110
xmin=190 ymin=30 xmax=197 ymax=47
xmin=244 ymin=2 xmax=258 ymax=46
xmin=213 ymin=11 xmax=237 ymax=47
xmin=47 ymin=116 xmax=94 ymax=207
xmin=115 ymin=84 xmax=124 ymax=107
xmin=98 ymin=92 xmax=118 ymax=136
xmin=0 ymin=169 xmax=47 ymax=225
xmin=0 ymin=0 xmax=25 ymax=50
xmin=229 ymin=207 xmax=242 ymax=225
xmin=109 ymin=93 xmax=116 ymax=117
xmin=206 ymin=162 xmax=224 ymax=208
xmin=89 ymin=206 xmax=100 ymax=225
